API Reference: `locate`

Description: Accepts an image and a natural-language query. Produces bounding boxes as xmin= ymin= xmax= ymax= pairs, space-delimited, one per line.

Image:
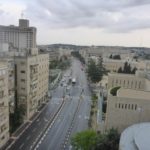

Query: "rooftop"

xmin=119 ymin=122 xmax=150 ymax=150
xmin=117 ymin=88 xmax=150 ymax=100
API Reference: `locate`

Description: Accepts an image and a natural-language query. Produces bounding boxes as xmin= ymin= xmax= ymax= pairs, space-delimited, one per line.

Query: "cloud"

xmin=1 ymin=0 xmax=150 ymax=33
xmin=23 ymin=0 xmax=150 ymax=32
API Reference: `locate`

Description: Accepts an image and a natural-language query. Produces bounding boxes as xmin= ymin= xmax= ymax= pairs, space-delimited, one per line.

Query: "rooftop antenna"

xmin=21 ymin=11 xmax=24 ymax=19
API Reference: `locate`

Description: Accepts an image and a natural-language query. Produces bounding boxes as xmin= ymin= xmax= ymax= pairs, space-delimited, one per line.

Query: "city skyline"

xmin=0 ymin=0 xmax=150 ymax=47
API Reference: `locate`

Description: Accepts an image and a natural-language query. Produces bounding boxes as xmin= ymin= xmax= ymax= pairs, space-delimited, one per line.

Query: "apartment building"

xmin=46 ymin=48 xmax=59 ymax=61
xmin=15 ymin=48 xmax=49 ymax=121
xmin=0 ymin=62 xmax=9 ymax=149
xmin=0 ymin=19 xmax=36 ymax=50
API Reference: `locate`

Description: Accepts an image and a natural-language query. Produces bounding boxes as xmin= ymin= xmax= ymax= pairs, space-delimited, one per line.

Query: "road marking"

xmin=26 ymin=135 xmax=31 ymax=140
xmin=33 ymin=128 xmax=37 ymax=132
xmin=44 ymin=118 xmax=48 ymax=122
xmin=19 ymin=143 xmax=24 ymax=149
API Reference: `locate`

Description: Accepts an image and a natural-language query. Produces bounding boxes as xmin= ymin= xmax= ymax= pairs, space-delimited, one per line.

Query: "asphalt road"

xmin=36 ymin=58 xmax=91 ymax=150
xmin=8 ymin=58 xmax=91 ymax=150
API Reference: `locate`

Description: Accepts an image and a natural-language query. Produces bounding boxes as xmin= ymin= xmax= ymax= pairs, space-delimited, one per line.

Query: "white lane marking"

xmin=44 ymin=118 xmax=48 ymax=122
xmin=26 ymin=135 xmax=31 ymax=140
xmin=19 ymin=143 xmax=24 ymax=149
xmin=36 ymin=118 xmax=40 ymax=122
xmin=32 ymin=128 xmax=37 ymax=132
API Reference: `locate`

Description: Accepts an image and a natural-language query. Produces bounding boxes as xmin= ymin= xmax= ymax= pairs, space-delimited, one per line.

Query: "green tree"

xmin=95 ymin=129 xmax=120 ymax=150
xmin=110 ymin=54 xmax=121 ymax=60
xmin=131 ymin=67 xmax=137 ymax=74
xmin=87 ymin=58 xmax=107 ymax=83
xmin=71 ymin=130 xmax=97 ymax=150
xmin=9 ymin=104 xmax=26 ymax=133
xmin=109 ymin=54 xmax=112 ymax=59
xmin=71 ymin=129 xmax=120 ymax=150
xmin=118 ymin=62 xmax=136 ymax=74
xmin=118 ymin=67 xmax=123 ymax=73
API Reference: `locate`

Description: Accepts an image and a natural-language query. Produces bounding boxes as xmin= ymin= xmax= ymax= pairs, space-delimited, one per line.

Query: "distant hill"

xmin=38 ymin=44 xmax=150 ymax=53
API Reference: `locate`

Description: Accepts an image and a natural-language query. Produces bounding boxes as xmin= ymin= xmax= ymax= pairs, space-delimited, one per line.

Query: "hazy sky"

xmin=0 ymin=0 xmax=150 ymax=47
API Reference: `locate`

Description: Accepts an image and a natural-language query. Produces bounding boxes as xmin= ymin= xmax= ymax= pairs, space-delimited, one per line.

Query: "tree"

xmin=9 ymin=104 xmax=26 ymax=133
xmin=109 ymin=54 xmax=112 ymax=59
xmin=87 ymin=58 xmax=107 ymax=83
xmin=118 ymin=62 xmax=137 ymax=74
xmin=131 ymin=67 xmax=137 ymax=74
xmin=95 ymin=128 xmax=120 ymax=150
xmin=118 ymin=67 xmax=123 ymax=73
xmin=110 ymin=54 xmax=121 ymax=60
xmin=71 ymin=129 xmax=120 ymax=150
xmin=71 ymin=130 xmax=97 ymax=150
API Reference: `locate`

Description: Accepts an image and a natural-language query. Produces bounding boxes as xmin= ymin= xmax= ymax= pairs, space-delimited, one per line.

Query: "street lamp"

xmin=137 ymin=107 xmax=142 ymax=123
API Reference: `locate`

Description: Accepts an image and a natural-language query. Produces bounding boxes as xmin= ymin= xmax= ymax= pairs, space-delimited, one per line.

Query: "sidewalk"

xmin=2 ymin=101 xmax=49 ymax=150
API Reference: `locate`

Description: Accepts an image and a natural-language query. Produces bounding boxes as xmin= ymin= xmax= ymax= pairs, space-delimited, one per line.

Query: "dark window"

xmin=21 ymin=79 xmax=25 ymax=82
xmin=132 ymin=104 xmax=134 ymax=110
xmin=21 ymin=70 xmax=25 ymax=73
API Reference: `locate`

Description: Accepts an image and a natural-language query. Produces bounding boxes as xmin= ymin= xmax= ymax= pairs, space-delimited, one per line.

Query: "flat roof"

xmin=117 ymin=88 xmax=150 ymax=100
xmin=108 ymin=73 xmax=135 ymax=77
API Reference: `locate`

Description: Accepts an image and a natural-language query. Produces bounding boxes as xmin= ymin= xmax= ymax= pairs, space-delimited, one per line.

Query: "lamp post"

xmin=137 ymin=107 xmax=142 ymax=123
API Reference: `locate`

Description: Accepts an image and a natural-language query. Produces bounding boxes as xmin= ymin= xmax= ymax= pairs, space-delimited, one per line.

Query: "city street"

xmin=8 ymin=58 xmax=91 ymax=150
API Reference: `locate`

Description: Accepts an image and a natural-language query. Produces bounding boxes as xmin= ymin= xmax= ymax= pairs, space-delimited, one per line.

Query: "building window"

xmin=21 ymin=62 xmax=25 ymax=65
xmin=125 ymin=104 xmax=127 ymax=109
xmin=0 ymin=91 xmax=4 ymax=98
xmin=21 ymin=88 xmax=25 ymax=90
xmin=135 ymin=81 xmax=137 ymax=88
xmin=21 ymin=70 xmax=25 ymax=73
xmin=21 ymin=79 xmax=25 ymax=83
xmin=135 ymin=104 xmax=137 ymax=110
xmin=132 ymin=104 xmax=134 ymax=110
xmin=139 ymin=81 xmax=141 ymax=89
xmin=131 ymin=81 xmax=133 ymax=88
xmin=116 ymin=79 xmax=118 ymax=84
xmin=124 ymin=80 xmax=125 ymax=85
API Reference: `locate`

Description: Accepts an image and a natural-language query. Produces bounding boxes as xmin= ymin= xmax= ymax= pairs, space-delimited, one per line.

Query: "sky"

xmin=0 ymin=0 xmax=150 ymax=47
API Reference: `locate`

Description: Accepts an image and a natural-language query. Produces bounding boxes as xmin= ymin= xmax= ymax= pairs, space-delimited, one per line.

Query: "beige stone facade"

xmin=105 ymin=88 xmax=150 ymax=132
xmin=47 ymin=48 xmax=59 ymax=61
xmin=103 ymin=60 xmax=124 ymax=72
xmin=0 ymin=58 xmax=15 ymax=113
xmin=15 ymin=49 xmax=49 ymax=121
xmin=0 ymin=62 xmax=9 ymax=149
xmin=107 ymin=72 xmax=149 ymax=90
xmin=105 ymin=71 xmax=150 ymax=132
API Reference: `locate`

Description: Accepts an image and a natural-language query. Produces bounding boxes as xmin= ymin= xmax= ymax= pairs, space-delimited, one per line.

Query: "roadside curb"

xmin=5 ymin=101 xmax=49 ymax=150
